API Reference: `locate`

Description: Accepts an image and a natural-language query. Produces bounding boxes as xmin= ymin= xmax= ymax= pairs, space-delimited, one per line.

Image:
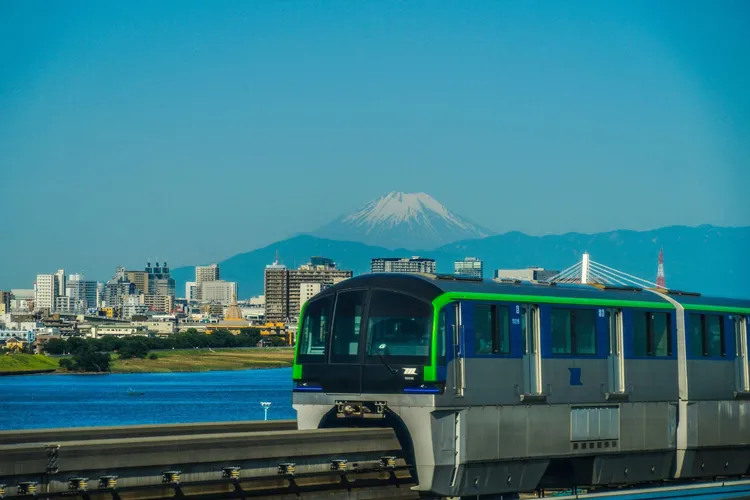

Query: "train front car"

xmin=292 ymin=273 xmax=448 ymax=495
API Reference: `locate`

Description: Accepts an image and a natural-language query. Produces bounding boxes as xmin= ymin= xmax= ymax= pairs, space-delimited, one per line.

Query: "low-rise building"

xmin=493 ymin=267 xmax=560 ymax=282
xmin=454 ymin=257 xmax=484 ymax=278
xmin=89 ymin=325 xmax=148 ymax=338
xmin=131 ymin=320 xmax=176 ymax=336
xmin=371 ymin=256 xmax=436 ymax=274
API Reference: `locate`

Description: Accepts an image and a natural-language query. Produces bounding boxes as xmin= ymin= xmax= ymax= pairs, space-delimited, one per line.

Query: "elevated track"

xmin=0 ymin=421 xmax=415 ymax=499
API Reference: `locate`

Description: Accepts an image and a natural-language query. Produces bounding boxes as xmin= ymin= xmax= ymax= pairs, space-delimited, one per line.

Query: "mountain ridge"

xmin=171 ymin=224 xmax=750 ymax=300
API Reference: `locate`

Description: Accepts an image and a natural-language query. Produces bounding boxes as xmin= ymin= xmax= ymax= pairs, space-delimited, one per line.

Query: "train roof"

xmin=320 ymin=273 xmax=750 ymax=313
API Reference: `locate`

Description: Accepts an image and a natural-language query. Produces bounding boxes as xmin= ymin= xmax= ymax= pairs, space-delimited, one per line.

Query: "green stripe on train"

xmin=683 ymin=303 xmax=750 ymax=314
xmin=424 ymin=291 xmax=676 ymax=382
xmin=291 ymin=302 xmax=307 ymax=381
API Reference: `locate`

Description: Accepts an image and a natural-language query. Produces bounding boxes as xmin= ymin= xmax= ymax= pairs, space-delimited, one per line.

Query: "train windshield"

xmin=297 ymin=294 xmax=334 ymax=363
xmin=366 ymin=290 xmax=432 ymax=364
xmin=296 ymin=290 xmax=433 ymax=365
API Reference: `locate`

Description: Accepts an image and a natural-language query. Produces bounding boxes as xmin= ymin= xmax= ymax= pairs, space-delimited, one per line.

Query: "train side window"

xmin=652 ymin=312 xmax=671 ymax=356
xmin=474 ymin=304 xmax=495 ymax=354
xmin=551 ymin=309 xmax=572 ymax=354
xmin=633 ymin=311 xmax=649 ymax=357
xmin=574 ymin=309 xmax=597 ymax=354
xmin=551 ymin=308 xmax=596 ymax=355
xmin=496 ymin=305 xmax=510 ymax=354
xmin=474 ymin=304 xmax=510 ymax=355
xmin=633 ymin=311 xmax=672 ymax=357
xmin=688 ymin=313 xmax=704 ymax=357
xmin=706 ymin=315 xmax=725 ymax=357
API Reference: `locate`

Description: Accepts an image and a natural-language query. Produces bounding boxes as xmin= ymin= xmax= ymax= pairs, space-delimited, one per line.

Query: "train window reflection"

xmin=366 ymin=290 xmax=431 ymax=362
xmin=297 ymin=295 xmax=334 ymax=363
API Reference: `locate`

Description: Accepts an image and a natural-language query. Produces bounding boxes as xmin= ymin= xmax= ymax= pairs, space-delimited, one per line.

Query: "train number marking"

xmin=403 ymin=368 xmax=417 ymax=376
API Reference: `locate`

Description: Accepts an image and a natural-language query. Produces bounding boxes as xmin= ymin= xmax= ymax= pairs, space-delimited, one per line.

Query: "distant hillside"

xmin=172 ymin=225 xmax=750 ymax=300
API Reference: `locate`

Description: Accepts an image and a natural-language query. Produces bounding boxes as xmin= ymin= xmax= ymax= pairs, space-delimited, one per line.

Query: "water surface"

xmin=0 ymin=368 xmax=294 ymax=430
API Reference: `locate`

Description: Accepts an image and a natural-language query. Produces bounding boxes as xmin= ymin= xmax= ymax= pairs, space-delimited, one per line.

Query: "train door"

xmin=607 ymin=309 xmax=626 ymax=395
xmin=521 ymin=305 xmax=542 ymax=396
xmin=735 ymin=315 xmax=749 ymax=394
xmin=453 ymin=302 xmax=466 ymax=397
xmin=325 ymin=290 xmax=367 ymax=394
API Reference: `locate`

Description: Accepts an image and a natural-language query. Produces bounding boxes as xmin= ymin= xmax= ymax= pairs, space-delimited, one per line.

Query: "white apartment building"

xmin=195 ymin=264 xmax=220 ymax=300
xmin=201 ymin=280 xmax=237 ymax=305
xmin=35 ymin=274 xmax=57 ymax=312
xmin=185 ymin=281 xmax=198 ymax=301
xmin=370 ymin=257 xmax=436 ymax=274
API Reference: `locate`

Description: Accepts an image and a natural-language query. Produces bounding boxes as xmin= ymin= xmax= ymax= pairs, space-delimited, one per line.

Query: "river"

xmin=0 ymin=368 xmax=295 ymax=430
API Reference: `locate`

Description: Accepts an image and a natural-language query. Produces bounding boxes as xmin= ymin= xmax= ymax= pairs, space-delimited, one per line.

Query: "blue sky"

xmin=0 ymin=0 xmax=748 ymax=287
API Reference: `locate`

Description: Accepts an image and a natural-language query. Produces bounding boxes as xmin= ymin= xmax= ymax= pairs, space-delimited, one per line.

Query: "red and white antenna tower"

xmin=656 ymin=248 xmax=666 ymax=288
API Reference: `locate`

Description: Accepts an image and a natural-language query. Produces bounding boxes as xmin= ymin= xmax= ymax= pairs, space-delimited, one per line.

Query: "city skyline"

xmin=1 ymin=1 xmax=749 ymax=287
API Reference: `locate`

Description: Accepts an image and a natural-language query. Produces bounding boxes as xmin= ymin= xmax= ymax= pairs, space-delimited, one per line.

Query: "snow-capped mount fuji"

xmin=313 ymin=191 xmax=493 ymax=250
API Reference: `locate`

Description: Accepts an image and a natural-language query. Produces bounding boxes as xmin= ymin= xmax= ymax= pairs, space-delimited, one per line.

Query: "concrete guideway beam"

xmin=0 ymin=419 xmax=298 ymax=446
xmin=0 ymin=427 xmax=407 ymax=497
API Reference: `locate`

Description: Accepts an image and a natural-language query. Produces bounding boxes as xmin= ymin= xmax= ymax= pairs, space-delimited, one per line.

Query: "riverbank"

xmin=0 ymin=353 xmax=59 ymax=374
xmin=0 ymin=348 xmax=295 ymax=375
xmin=112 ymin=348 xmax=294 ymax=373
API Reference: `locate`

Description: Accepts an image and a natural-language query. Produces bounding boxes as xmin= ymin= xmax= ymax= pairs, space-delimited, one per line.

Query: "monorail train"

xmin=291 ymin=273 xmax=750 ymax=498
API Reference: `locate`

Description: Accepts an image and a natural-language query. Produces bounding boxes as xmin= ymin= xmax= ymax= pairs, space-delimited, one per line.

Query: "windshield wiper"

xmin=377 ymin=353 xmax=399 ymax=375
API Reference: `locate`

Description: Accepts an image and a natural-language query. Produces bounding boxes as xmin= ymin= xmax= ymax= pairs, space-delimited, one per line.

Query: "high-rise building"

xmin=371 ymin=257 xmax=436 ymax=274
xmin=494 ymin=267 xmax=559 ymax=282
xmin=201 ymin=280 xmax=238 ymax=306
xmin=55 ymin=269 xmax=66 ymax=297
xmin=65 ymin=274 xmax=98 ymax=313
xmin=195 ymin=264 xmax=220 ymax=301
xmin=185 ymin=282 xmax=198 ymax=301
xmin=264 ymin=257 xmax=352 ymax=323
xmin=264 ymin=261 xmax=288 ymax=323
xmin=454 ymin=257 xmax=484 ymax=278
xmin=126 ymin=271 xmax=149 ymax=295
xmin=147 ymin=261 xmax=175 ymax=299
xmin=35 ymin=274 xmax=58 ymax=313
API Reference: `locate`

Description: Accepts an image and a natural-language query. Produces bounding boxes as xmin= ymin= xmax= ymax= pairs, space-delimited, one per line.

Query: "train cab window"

xmin=688 ymin=313 xmax=725 ymax=357
xmin=474 ymin=304 xmax=510 ymax=355
xmin=633 ymin=311 xmax=672 ymax=357
xmin=329 ymin=291 xmax=367 ymax=364
xmin=366 ymin=290 xmax=432 ymax=364
xmin=297 ymin=295 xmax=334 ymax=363
xmin=550 ymin=308 xmax=596 ymax=355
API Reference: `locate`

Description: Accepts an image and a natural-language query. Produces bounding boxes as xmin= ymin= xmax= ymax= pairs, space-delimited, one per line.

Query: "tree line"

xmin=48 ymin=329 xmax=287 ymax=372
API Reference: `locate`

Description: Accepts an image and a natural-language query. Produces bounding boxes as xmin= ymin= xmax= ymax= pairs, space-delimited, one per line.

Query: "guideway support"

xmin=0 ymin=427 xmax=413 ymax=498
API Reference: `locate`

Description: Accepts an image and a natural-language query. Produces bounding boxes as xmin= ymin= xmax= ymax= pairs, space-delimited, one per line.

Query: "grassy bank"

xmin=111 ymin=347 xmax=295 ymax=373
xmin=0 ymin=353 xmax=59 ymax=374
